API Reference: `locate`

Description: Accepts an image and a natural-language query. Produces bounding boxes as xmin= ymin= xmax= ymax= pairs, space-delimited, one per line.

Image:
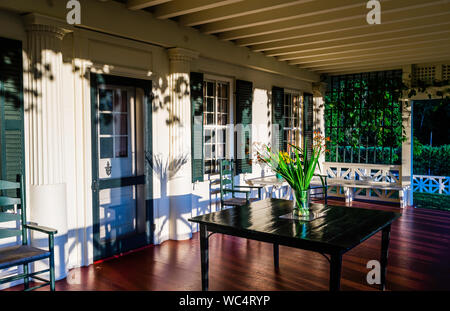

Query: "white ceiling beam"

xmin=218 ymin=0 xmax=447 ymax=40
xmin=251 ymin=20 xmax=450 ymax=53
xmin=268 ymin=29 xmax=450 ymax=58
xmin=236 ymin=5 xmax=450 ymax=46
xmin=288 ymin=40 xmax=450 ymax=65
xmin=178 ymin=0 xmax=314 ymax=27
xmin=275 ymin=35 xmax=450 ymax=61
xmin=127 ymin=0 xmax=172 ymax=11
xmin=202 ymin=0 xmax=367 ymax=34
xmin=154 ymin=0 xmax=243 ymax=20
xmin=313 ymin=55 xmax=450 ymax=74
xmin=296 ymin=49 xmax=450 ymax=70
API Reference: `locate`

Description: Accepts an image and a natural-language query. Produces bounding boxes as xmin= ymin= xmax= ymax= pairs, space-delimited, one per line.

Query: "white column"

xmin=167 ymin=48 xmax=199 ymax=240
xmin=23 ymin=14 xmax=71 ymax=280
xmin=401 ymin=66 xmax=413 ymax=207
xmin=312 ymin=82 xmax=327 ymax=171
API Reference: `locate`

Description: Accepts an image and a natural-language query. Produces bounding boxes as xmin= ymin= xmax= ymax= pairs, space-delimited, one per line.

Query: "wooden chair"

xmin=0 ymin=175 xmax=57 ymax=291
xmin=219 ymin=159 xmax=263 ymax=209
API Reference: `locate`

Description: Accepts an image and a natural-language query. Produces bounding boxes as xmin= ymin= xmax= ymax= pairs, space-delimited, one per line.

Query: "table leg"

xmin=380 ymin=225 xmax=391 ymax=291
xmin=200 ymin=224 xmax=209 ymax=291
xmin=273 ymin=243 xmax=279 ymax=269
xmin=329 ymin=252 xmax=342 ymax=291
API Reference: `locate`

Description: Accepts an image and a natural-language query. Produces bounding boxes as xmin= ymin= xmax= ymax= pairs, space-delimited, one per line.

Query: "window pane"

xmin=99 ymin=89 xmax=113 ymax=112
xmin=221 ymin=84 xmax=228 ymax=98
xmin=206 ymin=113 xmax=214 ymax=125
xmin=221 ymin=113 xmax=228 ymax=125
xmin=220 ymin=99 xmax=228 ymax=113
xmin=99 ymin=113 xmax=113 ymax=135
xmin=114 ymin=114 xmax=128 ymax=135
xmin=207 ymin=82 xmax=214 ymax=97
xmin=205 ymin=129 xmax=214 ymax=144
xmin=207 ymin=98 xmax=214 ymax=113
xmin=114 ymin=90 xmax=128 ymax=113
xmin=115 ymin=136 xmax=128 ymax=158
xmin=217 ymin=144 xmax=224 ymax=159
xmin=217 ymin=83 xmax=222 ymax=98
xmin=205 ymin=145 xmax=212 ymax=159
xmin=218 ymin=129 xmax=226 ymax=143
xmin=100 ymin=137 xmax=113 ymax=159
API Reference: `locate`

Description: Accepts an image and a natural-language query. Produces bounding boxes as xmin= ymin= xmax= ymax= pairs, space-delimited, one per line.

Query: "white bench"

xmin=323 ymin=162 xmax=411 ymax=208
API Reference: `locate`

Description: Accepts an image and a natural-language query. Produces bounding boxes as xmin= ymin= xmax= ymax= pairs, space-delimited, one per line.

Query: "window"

xmin=283 ymin=92 xmax=301 ymax=154
xmin=203 ymin=79 xmax=229 ymax=174
xmin=99 ymin=88 xmax=129 ymax=159
xmin=324 ymin=70 xmax=403 ymax=164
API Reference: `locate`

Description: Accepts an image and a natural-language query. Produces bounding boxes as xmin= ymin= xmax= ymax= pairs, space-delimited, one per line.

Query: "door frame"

xmin=90 ymin=73 xmax=153 ymax=261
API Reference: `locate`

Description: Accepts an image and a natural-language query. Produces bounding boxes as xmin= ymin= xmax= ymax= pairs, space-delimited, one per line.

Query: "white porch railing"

xmin=413 ymin=175 xmax=450 ymax=195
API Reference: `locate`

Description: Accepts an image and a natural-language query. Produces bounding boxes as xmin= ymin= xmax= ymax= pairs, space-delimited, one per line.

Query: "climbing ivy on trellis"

xmin=324 ymin=70 xmax=403 ymax=165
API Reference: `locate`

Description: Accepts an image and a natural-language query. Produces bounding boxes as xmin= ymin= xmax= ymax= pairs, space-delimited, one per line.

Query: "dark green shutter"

xmin=272 ymin=86 xmax=285 ymax=152
xmin=0 ymin=37 xmax=24 ymax=188
xmin=235 ymin=79 xmax=253 ymax=174
xmin=303 ymin=93 xmax=314 ymax=160
xmin=190 ymin=72 xmax=204 ymax=182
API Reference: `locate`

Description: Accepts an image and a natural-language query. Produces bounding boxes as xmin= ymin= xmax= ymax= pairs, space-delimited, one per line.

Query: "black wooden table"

xmin=189 ymin=198 xmax=401 ymax=291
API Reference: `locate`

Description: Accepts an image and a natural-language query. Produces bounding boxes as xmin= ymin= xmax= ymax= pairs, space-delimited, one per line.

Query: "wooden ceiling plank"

xmin=218 ymin=0 xmax=448 ymax=40
xmin=202 ymin=0 xmax=367 ymax=34
xmin=268 ymin=29 xmax=450 ymax=58
xmin=179 ymin=0 xmax=314 ymax=27
xmin=312 ymin=55 xmax=450 ymax=73
xmin=154 ymin=0 xmax=243 ymax=20
xmin=288 ymin=40 xmax=450 ymax=65
xmin=236 ymin=7 xmax=450 ymax=46
xmin=252 ymin=20 xmax=450 ymax=52
xmin=296 ymin=49 xmax=450 ymax=69
xmin=275 ymin=35 xmax=450 ymax=61
xmin=127 ymin=0 xmax=172 ymax=11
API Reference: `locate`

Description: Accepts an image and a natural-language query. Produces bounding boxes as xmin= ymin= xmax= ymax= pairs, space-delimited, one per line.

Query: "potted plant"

xmin=258 ymin=132 xmax=329 ymax=219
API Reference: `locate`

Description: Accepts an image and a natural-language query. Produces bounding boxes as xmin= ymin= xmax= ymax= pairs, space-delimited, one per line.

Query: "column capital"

xmin=23 ymin=13 xmax=72 ymax=40
xmin=168 ymin=48 xmax=199 ymax=63
xmin=312 ymin=82 xmax=327 ymax=97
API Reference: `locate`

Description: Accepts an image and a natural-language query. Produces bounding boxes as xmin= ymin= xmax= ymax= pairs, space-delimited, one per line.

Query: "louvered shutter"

xmin=190 ymin=72 xmax=204 ymax=182
xmin=235 ymin=80 xmax=253 ymax=174
xmin=303 ymin=93 xmax=314 ymax=160
xmin=0 ymin=37 xmax=24 ymax=189
xmin=271 ymin=86 xmax=285 ymax=153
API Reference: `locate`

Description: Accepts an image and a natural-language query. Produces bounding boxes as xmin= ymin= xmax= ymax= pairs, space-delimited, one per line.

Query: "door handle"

xmin=105 ymin=161 xmax=112 ymax=176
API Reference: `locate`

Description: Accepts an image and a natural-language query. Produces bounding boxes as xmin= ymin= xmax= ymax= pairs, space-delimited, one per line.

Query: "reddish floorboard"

xmin=5 ymin=199 xmax=450 ymax=291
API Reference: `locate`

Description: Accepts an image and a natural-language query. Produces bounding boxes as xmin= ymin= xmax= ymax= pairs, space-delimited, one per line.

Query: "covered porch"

xmin=0 ymin=0 xmax=449 ymax=291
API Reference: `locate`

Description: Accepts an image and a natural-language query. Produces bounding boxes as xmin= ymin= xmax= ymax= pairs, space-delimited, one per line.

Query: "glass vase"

xmin=293 ymin=188 xmax=310 ymax=217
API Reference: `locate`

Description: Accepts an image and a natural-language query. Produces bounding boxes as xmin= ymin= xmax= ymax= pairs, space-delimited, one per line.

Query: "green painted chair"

xmin=219 ymin=159 xmax=263 ymax=209
xmin=0 ymin=175 xmax=57 ymax=291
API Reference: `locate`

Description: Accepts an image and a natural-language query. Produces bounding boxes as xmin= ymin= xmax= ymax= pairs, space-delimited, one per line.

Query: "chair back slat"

xmin=0 ymin=229 xmax=22 ymax=239
xmin=0 ymin=180 xmax=20 ymax=190
xmin=0 ymin=213 xmax=21 ymax=223
xmin=219 ymin=159 xmax=235 ymax=201
xmin=0 ymin=175 xmax=26 ymax=244
xmin=0 ymin=196 xmax=21 ymax=206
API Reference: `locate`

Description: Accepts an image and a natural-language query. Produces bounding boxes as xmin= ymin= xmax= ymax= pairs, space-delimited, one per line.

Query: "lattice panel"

xmin=413 ymin=175 xmax=450 ymax=195
xmin=413 ymin=65 xmax=436 ymax=85
xmin=443 ymin=64 xmax=450 ymax=81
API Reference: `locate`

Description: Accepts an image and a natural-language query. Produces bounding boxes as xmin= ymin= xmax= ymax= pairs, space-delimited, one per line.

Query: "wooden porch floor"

xmin=7 ymin=199 xmax=450 ymax=291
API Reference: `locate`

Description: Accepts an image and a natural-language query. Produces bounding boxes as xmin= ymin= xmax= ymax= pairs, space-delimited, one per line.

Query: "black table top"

xmin=189 ymin=199 xmax=401 ymax=253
